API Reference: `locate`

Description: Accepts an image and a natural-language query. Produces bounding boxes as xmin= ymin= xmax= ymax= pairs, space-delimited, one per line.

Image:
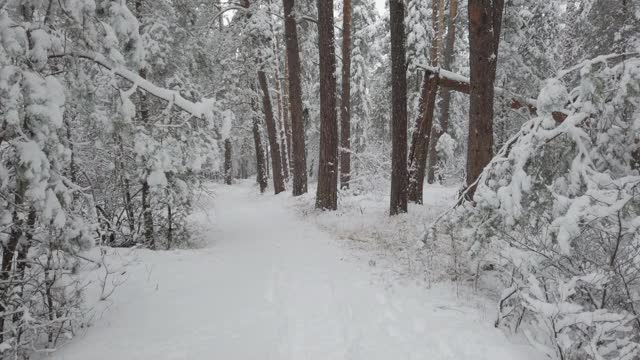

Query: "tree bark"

xmin=136 ymin=0 xmax=154 ymax=249
xmin=466 ymin=0 xmax=504 ymax=199
xmin=315 ymin=0 xmax=339 ymax=210
xmin=427 ymin=0 xmax=458 ymax=184
xmin=258 ymin=70 xmax=286 ymax=194
xmin=339 ymin=0 xmax=353 ymax=190
xmin=283 ymin=0 xmax=308 ymax=196
xmin=407 ymin=0 xmax=445 ymax=204
xmin=389 ymin=0 xmax=408 ymax=215
xmin=224 ymin=138 xmax=233 ymax=185
xmin=252 ymin=100 xmax=269 ymax=193
xmin=282 ymin=54 xmax=292 ymax=171
xmin=273 ymin=36 xmax=290 ymax=181
xmin=166 ymin=204 xmax=172 ymax=250
xmin=118 ymin=137 xmax=135 ymax=236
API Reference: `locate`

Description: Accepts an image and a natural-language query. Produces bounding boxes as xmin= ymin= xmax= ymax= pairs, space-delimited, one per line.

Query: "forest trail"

xmin=52 ymin=183 xmax=541 ymax=360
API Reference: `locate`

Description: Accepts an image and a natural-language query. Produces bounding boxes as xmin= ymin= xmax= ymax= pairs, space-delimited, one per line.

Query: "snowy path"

xmin=52 ymin=184 xmax=540 ymax=360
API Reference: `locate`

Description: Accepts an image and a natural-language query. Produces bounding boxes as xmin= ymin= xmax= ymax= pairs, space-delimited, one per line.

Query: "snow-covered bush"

xmin=0 ymin=0 xmax=223 ymax=356
xmin=446 ymin=54 xmax=640 ymax=359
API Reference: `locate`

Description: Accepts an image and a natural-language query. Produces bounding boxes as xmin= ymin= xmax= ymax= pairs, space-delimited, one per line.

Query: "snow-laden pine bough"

xmin=48 ymin=51 xmax=219 ymax=123
xmin=424 ymin=53 xmax=640 ymax=360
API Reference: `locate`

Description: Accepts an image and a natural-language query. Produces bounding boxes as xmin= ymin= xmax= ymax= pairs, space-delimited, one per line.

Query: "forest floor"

xmin=48 ymin=182 xmax=542 ymax=360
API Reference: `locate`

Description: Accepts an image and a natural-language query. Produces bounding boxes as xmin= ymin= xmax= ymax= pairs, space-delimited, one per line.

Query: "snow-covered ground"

xmin=47 ymin=182 xmax=541 ymax=360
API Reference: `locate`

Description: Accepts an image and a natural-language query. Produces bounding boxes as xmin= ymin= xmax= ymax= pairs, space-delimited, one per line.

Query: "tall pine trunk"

xmin=136 ymin=0 xmax=154 ymax=249
xmin=466 ymin=0 xmax=504 ymax=199
xmin=315 ymin=0 xmax=339 ymax=210
xmin=273 ymin=35 xmax=290 ymax=181
xmin=258 ymin=70 xmax=286 ymax=194
xmin=224 ymin=138 xmax=233 ymax=185
xmin=427 ymin=0 xmax=458 ymax=184
xmin=252 ymin=99 xmax=269 ymax=193
xmin=407 ymin=0 xmax=444 ymax=204
xmin=117 ymin=136 xmax=135 ymax=236
xmin=283 ymin=0 xmax=308 ymax=196
xmin=282 ymin=54 xmax=292 ymax=171
xmin=339 ymin=0 xmax=353 ymax=190
xmin=389 ymin=0 xmax=408 ymax=215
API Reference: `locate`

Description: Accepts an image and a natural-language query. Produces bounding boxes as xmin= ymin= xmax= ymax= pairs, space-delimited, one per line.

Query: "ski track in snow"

xmin=50 ymin=183 xmax=541 ymax=360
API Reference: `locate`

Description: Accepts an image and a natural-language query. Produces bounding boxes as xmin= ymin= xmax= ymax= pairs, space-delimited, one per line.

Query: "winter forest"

xmin=0 ymin=0 xmax=639 ymax=358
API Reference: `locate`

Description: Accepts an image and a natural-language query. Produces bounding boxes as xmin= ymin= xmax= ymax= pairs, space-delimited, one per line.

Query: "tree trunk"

xmin=252 ymin=100 xmax=269 ymax=193
xmin=427 ymin=0 xmax=458 ymax=184
xmin=283 ymin=0 xmax=308 ymax=196
xmin=166 ymin=204 xmax=172 ymax=250
xmin=339 ymin=0 xmax=353 ymax=190
xmin=407 ymin=0 xmax=444 ymax=204
xmin=258 ymin=70 xmax=286 ymax=194
xmin=273 ymin=38 xmax=290 ymax=182
xmin=282 ymin=54 xmax=292 ymax=172
xmin=389 ymin=0 xmax=408 ymax=215
xmin=118 ymin=136 xmax=135 ymax=236
xmin=224 ymin=138 xmax=233 ymax=185
xmin=315 ymin=0 xmax=339 ymax=210
xmin=141 ymin=179 xmax=154 ymax=249
xmin=136 ymin=0 xmax=154 ymax=248
xmin=466 ymin=0 xmax=504 ymax=199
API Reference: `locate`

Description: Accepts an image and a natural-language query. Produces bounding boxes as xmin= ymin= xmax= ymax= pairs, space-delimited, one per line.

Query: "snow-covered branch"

xmin=49 ymin=51 xmax=215 ymax=121
xmin=417 ymin=65 xmax=567 ymax=122
xmin=557 ymin=52 xmax=639 ymax=78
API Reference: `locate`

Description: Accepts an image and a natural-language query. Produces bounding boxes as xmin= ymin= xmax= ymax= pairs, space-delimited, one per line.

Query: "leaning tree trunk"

xmin=283 ymin=0 xmax=308 ymax=196
xmin=224 ymin=138 xmax=233 ymax=185
xmin=407 ymin=0 xmax=445 ymax=204
xmin=339 ymin=0 xmax=353 ymax=190
xmin=466 ymin=0 xmax=504 ymax=199
xmin=257 ymin=70 xmax=286 ymax=194
xmin=315 ymin=0 xmax=339 ymax=210
xmin=389 ymin=0 xmax=408 ymax=215
xmin=427 ymin=0 xmax=458 ymax=184
xmin=252 ymin=99 xmax=269 ymax=193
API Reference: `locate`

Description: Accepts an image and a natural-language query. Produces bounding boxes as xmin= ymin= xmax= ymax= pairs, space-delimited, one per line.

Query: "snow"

xmin=59 ymin=51 xmax=217 ymax=122
xmin=47 ymin=182 xmax=543 ymax=360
